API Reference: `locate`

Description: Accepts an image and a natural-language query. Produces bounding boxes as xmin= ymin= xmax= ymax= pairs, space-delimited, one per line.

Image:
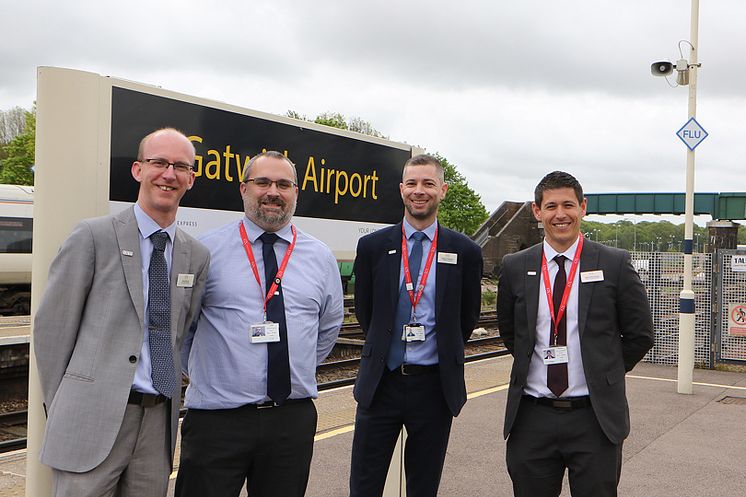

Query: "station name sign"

xmin=109 ymin=87 xmax=408 ymax=224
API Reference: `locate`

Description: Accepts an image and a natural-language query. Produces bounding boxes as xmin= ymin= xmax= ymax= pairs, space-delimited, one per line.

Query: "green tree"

xmin=313 ymin=112 xmax=348 ymax=130
xmin=435 ymin=153 xmax=489 ymax=235
xmin=286 ymin=110 xmax=388 ymax=139
xmin=0 ymin=106 xmax=35 ymax=185
xmin=0 ymin=106 xmax=27 ymax=145
xmin=286 ymin=110 xmax=489 ymax=235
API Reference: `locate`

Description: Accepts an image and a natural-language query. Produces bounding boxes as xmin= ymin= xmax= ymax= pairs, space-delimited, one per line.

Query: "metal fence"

xmin=630 ymin=251 xmax=713 ymax=368
xmin=715 ymin=249 xmax=746 ymax=364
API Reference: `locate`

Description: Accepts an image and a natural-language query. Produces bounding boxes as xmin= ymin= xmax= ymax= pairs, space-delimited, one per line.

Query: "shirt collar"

xmin=542 ymin=235 xmax=581 ymax=265
xmin=134 ymin=203 xmax=176 ymax=242
xmin=243 ymin=216 xmax=294 ymax=244
xmin=403 ymin=218 xmax=438 ymax=241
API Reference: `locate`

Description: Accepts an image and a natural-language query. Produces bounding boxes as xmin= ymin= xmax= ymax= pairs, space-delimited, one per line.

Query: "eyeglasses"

xmin=141 ymin=158 xmax=194 ymax=174
xmin=243 ymin=177 xmax=297 ymax=190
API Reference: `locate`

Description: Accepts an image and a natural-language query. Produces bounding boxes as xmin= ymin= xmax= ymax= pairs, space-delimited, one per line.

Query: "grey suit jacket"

xmin=34 ymin=206 xmax=209 ymax=473
xmin=497 ymin=239 xmax=653 ymax=444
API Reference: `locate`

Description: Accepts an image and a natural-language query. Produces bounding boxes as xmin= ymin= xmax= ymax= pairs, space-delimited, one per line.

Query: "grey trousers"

xmin=52 ymin=401 xmax=171 ymax=497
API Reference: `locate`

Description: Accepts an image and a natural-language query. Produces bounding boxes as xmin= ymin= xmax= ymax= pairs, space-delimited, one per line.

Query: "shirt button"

xmin=129 ymin=355 xmax=137 ymax=364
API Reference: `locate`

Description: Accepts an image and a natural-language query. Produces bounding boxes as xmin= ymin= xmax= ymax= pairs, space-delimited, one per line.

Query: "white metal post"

xmin=677 ymin=0 xmax=699 ymax=395
xmin=27 ymin=67 xmax=110 ymax=497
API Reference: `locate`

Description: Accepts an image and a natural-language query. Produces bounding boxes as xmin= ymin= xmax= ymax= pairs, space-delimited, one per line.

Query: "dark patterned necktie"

xmin=148 ymin=231 xmax=177 ymax=398
xmin=260 ymin=232 xmax=291 ymax=404
xmin=547 ymin=254 xmax=569 ymax=397
xmin=387 ymin=231 xmax=426 ymax=371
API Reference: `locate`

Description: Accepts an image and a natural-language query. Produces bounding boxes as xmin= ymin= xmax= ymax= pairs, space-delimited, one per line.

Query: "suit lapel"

xmin=524 ymin=244 xmax=542 ymax=347
xmin=114 ymin=207 xmax=145 ymax=326
xmin=434 ymin=224 xmax=451 ymax=319
xmin=170 ymin=229 xmax=191 ymax=345
xmin=387 ymin=223 xmax=404 ymax=311
xmin=578 ymin=240 xmax=599 ymax=339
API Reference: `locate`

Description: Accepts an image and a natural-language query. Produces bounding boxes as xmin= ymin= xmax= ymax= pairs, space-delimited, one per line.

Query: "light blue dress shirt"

xmin=401 ymin=218 xmax=438 ymax=366
xmin=132 ymin=203 xmax=176 ymax=395
xmin=182 ymin=217 xmax=344 ymax=409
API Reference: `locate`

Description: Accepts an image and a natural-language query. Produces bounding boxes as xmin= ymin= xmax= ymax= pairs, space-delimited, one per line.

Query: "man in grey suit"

xmin=497 ymin=171 xmax=654 ymax=497
xmin=34 ymin=128 xmax=210 ymax=497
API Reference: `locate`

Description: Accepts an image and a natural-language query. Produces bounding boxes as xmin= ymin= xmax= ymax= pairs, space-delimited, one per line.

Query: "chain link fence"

xmin=630 ymin=251 xmax=713 ymax=367
xmin=716 ymin=250 xmax=746 ymax=364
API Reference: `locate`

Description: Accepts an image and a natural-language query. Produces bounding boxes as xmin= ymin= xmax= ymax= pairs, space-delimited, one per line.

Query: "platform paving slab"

xmin=4 ymin=358 xmax=746 ymax=497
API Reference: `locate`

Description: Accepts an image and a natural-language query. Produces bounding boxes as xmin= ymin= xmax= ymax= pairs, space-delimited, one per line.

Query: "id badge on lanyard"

xmin=399 ymin=226 xmax=438 ymax=343
xmin=540 ymin=236 xmax=583 ymax=365
xmin=239 ymin=222 xmax=297 ymax=346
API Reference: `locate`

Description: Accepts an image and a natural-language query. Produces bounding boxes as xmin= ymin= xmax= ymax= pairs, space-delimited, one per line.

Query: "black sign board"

xmin=110 ymin=87 xmax=407 ymax=224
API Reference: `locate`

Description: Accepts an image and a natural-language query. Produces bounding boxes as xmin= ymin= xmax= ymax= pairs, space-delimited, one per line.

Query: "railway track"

xmin=0 ymin=410 xmax=28 ymax=453
xmin=0 ymin=334 xmax=507 ymax=454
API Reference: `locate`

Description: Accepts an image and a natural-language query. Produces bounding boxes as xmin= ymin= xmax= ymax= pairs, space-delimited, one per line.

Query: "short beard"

xmin=247 ymin=195 xmax=296 ymax=231
xmin=405 ymin=202 xmax=436 ymax=220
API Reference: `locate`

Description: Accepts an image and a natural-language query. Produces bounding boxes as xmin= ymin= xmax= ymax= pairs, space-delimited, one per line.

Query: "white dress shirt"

xmin=524 ymin=236 xmax=589 ymax=398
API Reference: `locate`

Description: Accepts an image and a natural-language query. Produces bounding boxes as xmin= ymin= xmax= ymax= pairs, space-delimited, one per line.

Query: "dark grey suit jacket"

xmin=352 ymin=222 xmax=483 ymax=417
xmin=34 ymin=206 xmax=209 ymax=472
xmin=497 ymin=239 xmax=653 ymax=444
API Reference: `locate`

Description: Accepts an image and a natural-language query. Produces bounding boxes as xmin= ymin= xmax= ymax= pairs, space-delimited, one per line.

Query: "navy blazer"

xmin=497 ymin=239 xmax=654 ymax=444
xmin=352 ymin=222 xmax=483 ymax=416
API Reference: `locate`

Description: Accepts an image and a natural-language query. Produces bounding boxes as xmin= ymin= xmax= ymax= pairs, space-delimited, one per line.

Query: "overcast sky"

xmin=2 ymin=0 xmax=744 ymax=221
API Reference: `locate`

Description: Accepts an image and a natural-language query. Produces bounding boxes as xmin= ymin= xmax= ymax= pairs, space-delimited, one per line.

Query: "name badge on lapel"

xmin=177 ymin=273 xmax=195 ymax=287
xmin=437 ymin=252 xmax=458 ymax=265
xmin=580 ymin=270 xmax=604 ymax=283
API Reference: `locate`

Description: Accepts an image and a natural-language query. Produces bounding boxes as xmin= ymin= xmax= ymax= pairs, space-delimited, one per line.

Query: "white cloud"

xmin=2 ymin=0 xmax=744 ymax=218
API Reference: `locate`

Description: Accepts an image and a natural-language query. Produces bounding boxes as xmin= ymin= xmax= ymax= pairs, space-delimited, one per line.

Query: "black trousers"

xmin=175 ymin=400 xmax=317 ymax=497
xmin=506 ymin=397 xmax=623 ymax=497
xmin=349 ymin=370 xmax=453 ymax=497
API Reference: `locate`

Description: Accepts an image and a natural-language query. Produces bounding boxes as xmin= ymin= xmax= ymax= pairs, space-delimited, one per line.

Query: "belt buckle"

xmin=552 ymin=399 xmax=572 ymax=409
xmin=257 ymin=401 xmax=278 ymax=409
xmin=399 ymin=364 xmax=412 ymax=376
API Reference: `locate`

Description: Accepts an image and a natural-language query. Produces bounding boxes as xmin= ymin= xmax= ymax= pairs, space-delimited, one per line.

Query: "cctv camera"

xmin=651 ymin=61 xmax=673 ymax=77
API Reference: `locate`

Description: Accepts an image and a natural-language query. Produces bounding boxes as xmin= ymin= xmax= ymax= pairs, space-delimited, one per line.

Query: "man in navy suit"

xmin=349 ymin=154 xmax=483 ymax=497
xmin=498 ymin=171 xmax=654 ymax=497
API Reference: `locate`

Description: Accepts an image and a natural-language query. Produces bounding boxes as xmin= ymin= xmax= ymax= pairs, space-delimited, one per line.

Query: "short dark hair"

xmin=403 ymin=154 xmax=445 ymax=182
xmin=534 ymin=171 xmax=584 ymax=206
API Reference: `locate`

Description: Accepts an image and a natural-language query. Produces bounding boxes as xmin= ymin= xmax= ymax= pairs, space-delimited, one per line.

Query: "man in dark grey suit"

xmin=34 ymin=128 xmax=210 ymax=497
xmin=497 ymin=171 xmax=653 ymax=497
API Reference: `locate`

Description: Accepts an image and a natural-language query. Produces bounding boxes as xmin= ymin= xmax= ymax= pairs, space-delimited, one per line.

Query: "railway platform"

xmin=1 ymin=358 xmax=745 ymax=496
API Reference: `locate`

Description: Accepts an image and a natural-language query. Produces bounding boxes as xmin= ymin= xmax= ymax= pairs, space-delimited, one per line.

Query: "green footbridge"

xmin=584 ymin=192 xmax=746 ymax=220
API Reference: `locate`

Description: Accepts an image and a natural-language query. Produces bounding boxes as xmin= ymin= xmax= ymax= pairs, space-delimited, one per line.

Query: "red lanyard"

xmin=239 ymin=221 xmax=297 ymax=318
xmin=540 ymin=235 xmax=583 ymax=345
xmin=401 ymin=224 xmax=438 ymax=316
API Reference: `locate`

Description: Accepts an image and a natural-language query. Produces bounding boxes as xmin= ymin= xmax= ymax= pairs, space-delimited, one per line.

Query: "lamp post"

xmin=676 ymin=0 xmax=699 ymax=395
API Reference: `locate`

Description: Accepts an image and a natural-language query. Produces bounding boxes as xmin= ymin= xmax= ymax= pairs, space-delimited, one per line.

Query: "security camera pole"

xmin=677 ymin=0 xmax=700 ymax=394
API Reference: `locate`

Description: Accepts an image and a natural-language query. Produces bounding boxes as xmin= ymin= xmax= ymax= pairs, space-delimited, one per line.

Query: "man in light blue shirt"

xmin=175 ymin=151 xmax=343 ymax=497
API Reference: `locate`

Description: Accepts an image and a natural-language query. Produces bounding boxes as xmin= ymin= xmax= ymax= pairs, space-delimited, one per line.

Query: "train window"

xmin=0 ymin=217 xmax=33 ymax=253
